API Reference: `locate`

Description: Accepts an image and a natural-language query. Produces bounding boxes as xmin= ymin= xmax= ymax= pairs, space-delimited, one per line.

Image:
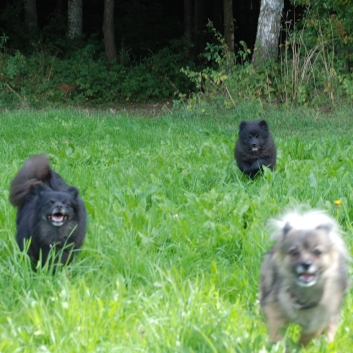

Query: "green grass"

xmin=0 ymin=103 xmax=352 ymax=352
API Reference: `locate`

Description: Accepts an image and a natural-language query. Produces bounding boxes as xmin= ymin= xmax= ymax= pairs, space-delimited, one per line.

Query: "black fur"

xmin=234 ymin=119 xmax=276 ymax=178
xmin=9 ymin=154 xmax=87 ymax=269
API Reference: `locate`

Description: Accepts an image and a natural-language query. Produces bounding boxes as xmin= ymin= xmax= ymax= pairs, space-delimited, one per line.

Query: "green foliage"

xmin=294 ymin=0 xmax=353 ymax=51
xmin=182 ymin=9 xmax=353 ymax=109
xmin=0 ymin=0 xmax=26 ymax=50
xmin=342 ymin=73 xmax=353 ymax=98
xmin=0 ymin=40 xmax=195 ymax=106
xmin=0 ymin=33 xmax=9 ymax=50
xmin=2 ymin=0 xmax=353 ymax=107
xmin=41 ymin=10 xmax=68 ymax=49
xmin=4 ymin=51 xmax=27 ymax=78
xmin=181 ymin=24 xmax=279 ymax=109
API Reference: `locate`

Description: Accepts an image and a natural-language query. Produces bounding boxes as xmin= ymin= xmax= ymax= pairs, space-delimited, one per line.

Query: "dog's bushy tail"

xmin=9 ymin=154 xmax=51 ymax=208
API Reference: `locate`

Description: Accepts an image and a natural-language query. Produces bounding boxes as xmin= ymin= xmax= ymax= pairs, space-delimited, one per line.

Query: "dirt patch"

xmin=107 ymin=101 xmax=173 ymax=117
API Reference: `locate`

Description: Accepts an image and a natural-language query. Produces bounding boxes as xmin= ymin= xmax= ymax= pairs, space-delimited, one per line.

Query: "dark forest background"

xmin=0 ymin=0 xmax=274 ymax=55
xmin=0 ymin=0 xmax=352 ymax=108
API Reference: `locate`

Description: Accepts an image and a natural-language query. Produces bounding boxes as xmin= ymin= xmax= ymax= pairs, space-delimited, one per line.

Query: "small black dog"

xmin=234 ymin=119 xmax=276 ymax=178
xmin=9 ymin=154 xmax=87 ymax=270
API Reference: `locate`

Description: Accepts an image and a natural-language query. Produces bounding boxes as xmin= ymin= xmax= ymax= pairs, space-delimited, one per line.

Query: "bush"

xmin=181 ymin=16 xmax=353 ymax=109
xmin=0 ymin=40 xmax=195 ymax=107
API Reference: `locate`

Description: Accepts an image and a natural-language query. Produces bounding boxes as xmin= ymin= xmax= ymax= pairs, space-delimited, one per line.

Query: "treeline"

xmin=0 ymin=0 xmax=352 ymax=107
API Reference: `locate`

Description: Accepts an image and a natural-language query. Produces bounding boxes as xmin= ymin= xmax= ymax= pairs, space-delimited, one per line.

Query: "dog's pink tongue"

xmin=53 ymin=214 xmax=64 ymax=222
xmin=302 ymin=273 xmax=312 ymax=281
xmin=252 ymin=147 xmax=258 ymax=151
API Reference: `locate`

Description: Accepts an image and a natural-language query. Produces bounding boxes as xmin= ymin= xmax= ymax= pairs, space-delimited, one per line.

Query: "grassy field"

xmin=0 ymin=103 xmax=352 ymax=352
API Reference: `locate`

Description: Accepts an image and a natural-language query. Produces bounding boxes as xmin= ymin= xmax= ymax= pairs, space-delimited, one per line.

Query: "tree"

xmin=223 ymin=0 xmax=234 ymax=52
xmin=252 ymin=0 xmax=284 ymax=65
xmin=184 ymin=0 xmax=193 ymax=43
xmin=103 ymin=0 xmax=118 ymax=62
xmin=194 ymin=0 xmax=205 ymax=54
xmin=68 ymin=0 xmax=82 ymax=39
xmin=24 ymin=0 xmax=38 ymax=38
xmin=56 ymin=0 xmax=64 ymax=13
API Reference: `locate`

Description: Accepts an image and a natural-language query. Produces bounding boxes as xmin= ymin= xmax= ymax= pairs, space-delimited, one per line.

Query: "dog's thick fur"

xmin=260 ymin=210 xmax=350 ymax=346
xmin=234 ymin=119 xmax=276 ymax=178
xmin=9 ymin=154 xmax=87 ymax=269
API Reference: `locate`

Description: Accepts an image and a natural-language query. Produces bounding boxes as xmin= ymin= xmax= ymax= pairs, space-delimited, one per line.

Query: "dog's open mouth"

xmin=48 ymin=213 xmax=68 ymax=227
xmin=297 ymin=272 xmax=317 ymax=287
xmin=252 ymin=146 xmax=259 ymax=152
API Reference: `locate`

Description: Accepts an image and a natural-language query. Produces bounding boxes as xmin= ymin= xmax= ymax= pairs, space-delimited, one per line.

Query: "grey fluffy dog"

xmin=260 ymin=210 xmax=350 ymax=346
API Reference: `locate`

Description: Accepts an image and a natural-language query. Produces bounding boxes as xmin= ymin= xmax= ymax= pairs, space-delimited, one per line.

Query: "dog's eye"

xmin=49 ymin=200 xmax=55 ymax=205
xmin=313 ymin=249 xmax=322 ymax=256
xmin=288 ymin=248 xmax=299 ymax=257
xmin=255 ymin=135 xmax=259 ymax=138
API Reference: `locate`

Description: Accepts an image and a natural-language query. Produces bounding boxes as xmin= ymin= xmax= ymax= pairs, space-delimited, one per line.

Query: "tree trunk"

xmin=68 ymin=0 xmax=82 ymax=39
xmin=252 ymin=0 xmax=284 ymax=66
xmin=184 ymin=0 xmax=193 ymax=43
xmin=103 ymin=0 xmax=118 ymax=62
xmin=24 ymin=0 xmax=38 ymax=38
xmin=223 ymin=0 xmax=234 ymax=53
xmin=57 ymin=0 xmax=64 ymax=12
xmin=194 ymin=0 xmax=205 ymax=55
xmin=212 ymin=0 xmax=222 ymax=33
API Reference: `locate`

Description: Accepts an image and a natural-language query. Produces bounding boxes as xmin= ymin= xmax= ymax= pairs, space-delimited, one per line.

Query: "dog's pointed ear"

xmin=67 ymin=186 xmax=79 ymax=199
xmin=239 ymin=121 xmax=247 ymax=131
xmin=283 ymin=222 xmax=291 ymax=236
xmin=316 ymin=223 xmax=333 ymax=233
xmin=35 ymin=182 xmax=46 ymax=196
xmin=259 ymin=120 xmax=269 ymax=131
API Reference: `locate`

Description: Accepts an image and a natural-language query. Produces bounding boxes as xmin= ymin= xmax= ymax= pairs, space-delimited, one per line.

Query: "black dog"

xmin=234 ymin=119 xmax=276 ymax=178
xmin=9 ymin=154 xmax=87 ymax=270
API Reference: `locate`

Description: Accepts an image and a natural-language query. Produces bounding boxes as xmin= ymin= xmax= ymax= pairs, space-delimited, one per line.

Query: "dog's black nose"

xmin=301 ymin=260 xmax=311 ymax=270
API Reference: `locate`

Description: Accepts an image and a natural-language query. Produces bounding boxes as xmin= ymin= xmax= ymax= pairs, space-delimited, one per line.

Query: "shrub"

xmin=181 ymin=15 xmax=352 ymax=109
xmin=0 ymin=40 xmax=195 ymax=106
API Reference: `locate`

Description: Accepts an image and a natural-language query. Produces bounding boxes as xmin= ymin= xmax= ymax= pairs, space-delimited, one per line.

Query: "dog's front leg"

xmin=326 ymin=314 xmax=340 ymax=343
xmin=298 ymin=328 xmax=324 ymax=346
xmin=264 ymin=305 xmax=285 ymax=343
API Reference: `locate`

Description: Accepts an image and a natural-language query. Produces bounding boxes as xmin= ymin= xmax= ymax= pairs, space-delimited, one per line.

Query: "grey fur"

xmin=260 ymin=210 xmax=350 ymax=346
